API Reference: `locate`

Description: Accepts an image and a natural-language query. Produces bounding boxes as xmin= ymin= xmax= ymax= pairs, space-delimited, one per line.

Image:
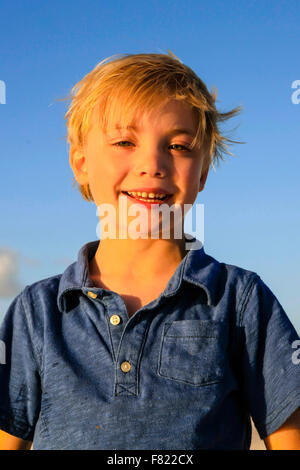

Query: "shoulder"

xmin=3 ymin=273 xmax=64 ymax=336
xmin=216 ymin=259 xmax=285 ymax=325
xmin=219 ymin=259 xmax=259 ymax=288
xmin=0 ymin=273 xmax=64 ymax=371
xmin=195 ymin=248 xmax=260 ymax=310
xmin=21 ymin=273 xmax=62 ymax=312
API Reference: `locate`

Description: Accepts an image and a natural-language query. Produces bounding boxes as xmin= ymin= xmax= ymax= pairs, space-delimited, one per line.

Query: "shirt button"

xmin=120 ymin=361 xmax=131 ymax=373
xmin=110 ymin=315 xmax=121 ymax=326
xmin=87 ymin=291 xmax=97 ymax=299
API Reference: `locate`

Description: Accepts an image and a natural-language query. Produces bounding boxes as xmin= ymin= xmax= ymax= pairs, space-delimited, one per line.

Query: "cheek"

xmin=88 ymin=157 xmax=128 ymax=201
xmin=182 ymin=164 xmax=202 ymax=194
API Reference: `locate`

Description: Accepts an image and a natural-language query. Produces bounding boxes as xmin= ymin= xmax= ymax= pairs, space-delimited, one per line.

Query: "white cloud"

xmin=20 ymin=255 xmax=40 ymax=267
xmin=0 ymin=248 xmax=24 ymax=298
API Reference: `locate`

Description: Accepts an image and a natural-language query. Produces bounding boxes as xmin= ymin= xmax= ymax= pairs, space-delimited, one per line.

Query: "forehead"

xmin=91 ymin=97 xmax=198 ymax=134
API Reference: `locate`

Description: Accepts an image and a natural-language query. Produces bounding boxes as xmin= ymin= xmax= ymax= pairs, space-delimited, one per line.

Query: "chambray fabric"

xmin=0 ymin=236 xmax=300 ymax=450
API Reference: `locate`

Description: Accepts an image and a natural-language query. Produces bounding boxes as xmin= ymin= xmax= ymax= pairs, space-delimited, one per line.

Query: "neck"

xmin=89 ymin=236 xmax=188 ymax=285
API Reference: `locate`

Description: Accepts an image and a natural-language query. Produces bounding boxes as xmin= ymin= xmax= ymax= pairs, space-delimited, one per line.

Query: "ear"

xmin=198 ymin=166 xmax=209 ymax=192
xmin=69 ymin=145 xmax=89 ymax=185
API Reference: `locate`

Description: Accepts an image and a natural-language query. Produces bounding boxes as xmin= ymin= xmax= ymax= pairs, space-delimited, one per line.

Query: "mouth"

xmin=121 ymin=191 xmax=172 ymax=205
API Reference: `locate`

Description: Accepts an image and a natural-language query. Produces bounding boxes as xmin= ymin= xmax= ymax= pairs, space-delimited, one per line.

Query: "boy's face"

xmin=70 ymin=98 xmax=209 ymax=237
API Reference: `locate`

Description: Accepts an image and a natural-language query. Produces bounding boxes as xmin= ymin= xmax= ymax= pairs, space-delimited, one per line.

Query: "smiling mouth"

xmin=121 ymin=191 xmax=171 ymax=203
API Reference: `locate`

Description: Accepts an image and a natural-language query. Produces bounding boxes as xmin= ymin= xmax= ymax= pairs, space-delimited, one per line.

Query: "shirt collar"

xmin=57 ymin=235 xmax=220 ymax=313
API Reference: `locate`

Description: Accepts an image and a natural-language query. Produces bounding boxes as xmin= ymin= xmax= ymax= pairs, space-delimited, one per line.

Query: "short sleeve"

xmin=239 ymin=275 xmax=300 ymax=440
xmin=0 ymin=290 xmax=42 ymax=441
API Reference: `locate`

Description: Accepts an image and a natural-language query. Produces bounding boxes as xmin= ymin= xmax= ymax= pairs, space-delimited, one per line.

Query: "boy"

xmin=0 ymin=52 xmax=300 ymax=450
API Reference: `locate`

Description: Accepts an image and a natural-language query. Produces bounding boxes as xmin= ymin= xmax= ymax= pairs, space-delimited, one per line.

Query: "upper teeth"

xmin=127 ymin=191 xmax=167 ymax=199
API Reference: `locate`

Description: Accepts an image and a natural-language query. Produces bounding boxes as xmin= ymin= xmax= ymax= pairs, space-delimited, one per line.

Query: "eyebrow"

xmin=114 ymin=125 xmax=195 ymax=137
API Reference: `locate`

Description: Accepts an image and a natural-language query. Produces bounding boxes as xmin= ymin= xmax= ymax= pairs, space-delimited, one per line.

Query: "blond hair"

xmin=64 ymin=51 xmax=242 ymax=202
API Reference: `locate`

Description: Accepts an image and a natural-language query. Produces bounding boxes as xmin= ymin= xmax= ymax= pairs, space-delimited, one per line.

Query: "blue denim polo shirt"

xmin=0 ymin=236 xmax=300 ymax=450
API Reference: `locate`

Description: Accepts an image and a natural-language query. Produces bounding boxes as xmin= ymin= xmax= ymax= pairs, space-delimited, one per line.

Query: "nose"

xmin=134 ymin=145 xmax=168 ymax=178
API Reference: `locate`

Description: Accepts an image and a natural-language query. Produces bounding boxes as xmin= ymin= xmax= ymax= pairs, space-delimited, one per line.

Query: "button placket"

xmin=103 ymin=295 xmax=127 ymax=361
xmin=101 ymin=293 xmax=153 ymax=397
xmin=115 ymin=316 xmax=151 ymax=397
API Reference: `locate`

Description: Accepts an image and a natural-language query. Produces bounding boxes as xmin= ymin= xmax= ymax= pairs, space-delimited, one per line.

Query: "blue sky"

xmin=0 ymin=0 xmax=299 ymax=332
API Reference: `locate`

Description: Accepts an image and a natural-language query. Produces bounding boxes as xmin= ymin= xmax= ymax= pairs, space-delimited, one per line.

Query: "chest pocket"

xmin=158 ymin=320 xmax=227 ymax=386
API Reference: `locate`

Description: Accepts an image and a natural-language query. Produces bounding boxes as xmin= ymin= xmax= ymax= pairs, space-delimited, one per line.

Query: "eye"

xmin=113 ymin=140 xmax=134 ymax=147
xmin=169 ymin=144 xmax=191 ymax=151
